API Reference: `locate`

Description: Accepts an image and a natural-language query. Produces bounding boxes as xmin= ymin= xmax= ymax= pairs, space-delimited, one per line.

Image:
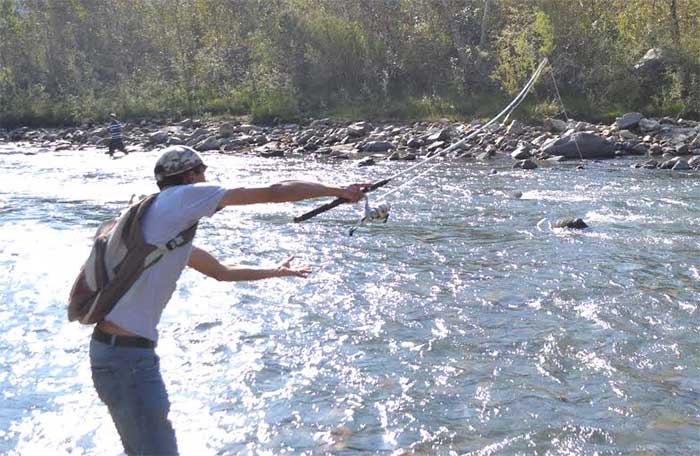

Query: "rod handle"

xmin=293 ymin=179 xmax=390 ymax=223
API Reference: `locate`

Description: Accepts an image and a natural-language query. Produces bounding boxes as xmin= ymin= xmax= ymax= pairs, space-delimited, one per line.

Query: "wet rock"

xmin=357 ymin=157 xmax=375 ymax=167
xmin=548 ymin=155 xmax=568 ymax=163
xmin=426 ymin=140 xmax=445 ymax=152
xmin=659 ymin=157 xmax=681 ymax=169
xmin=672 ymin=160 xmax=690 ymax=171
xmin=553 ymin=218 xmax=588 ymax=229
xmin=513 ymin=159 xmax=537 ymax=170
xmin=259 ymin=149 xmax=284 ymax=158
xmin=675 ymin=144 xmax=690 ymax=155
xmin=510 ymin=142 xmax=532 ymax=160
xmin=359 ymin=141 xmax=393 ymax=153
xmin=329 ymin=151 xmax=350 ymax=160
xmin=630 ymin=143 xmax=649 ymax=155
xmin=406 ymin=137 xmax=422 ymax=148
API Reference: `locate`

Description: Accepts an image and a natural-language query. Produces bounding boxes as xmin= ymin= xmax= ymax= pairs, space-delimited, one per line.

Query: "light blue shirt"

xmin=106 ymin=183 xmax=227 ymax=341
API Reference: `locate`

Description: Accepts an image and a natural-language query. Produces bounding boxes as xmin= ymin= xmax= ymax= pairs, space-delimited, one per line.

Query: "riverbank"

xmin=2 ymin=113 xmax=699 ymax=172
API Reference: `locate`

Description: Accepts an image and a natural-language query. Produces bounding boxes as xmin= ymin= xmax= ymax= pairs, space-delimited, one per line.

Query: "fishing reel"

xmin=349 ymin=198 xmax=391 ymax=236
xmin=364 ymin=198 xmax=391 ymax=223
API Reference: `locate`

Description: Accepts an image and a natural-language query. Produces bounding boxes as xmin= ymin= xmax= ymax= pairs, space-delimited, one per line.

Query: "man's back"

xmin=109 ymin=119 xmax=122 ymax=139
xmin=104 ymin=184 xmax=226 ymax=341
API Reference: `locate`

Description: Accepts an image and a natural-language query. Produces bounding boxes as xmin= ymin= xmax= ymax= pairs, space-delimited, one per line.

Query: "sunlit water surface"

xmin=0 ymin=143 xmax=698 ymax=455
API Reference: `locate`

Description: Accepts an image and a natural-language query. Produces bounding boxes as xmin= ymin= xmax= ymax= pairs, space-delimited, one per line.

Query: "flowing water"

xmin=0 ymin=143 xmax=698 ymax=455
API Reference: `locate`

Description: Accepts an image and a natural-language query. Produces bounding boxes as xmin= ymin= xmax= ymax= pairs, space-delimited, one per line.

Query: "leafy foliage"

xmin=1 ymin=0 xmax=699 ymax=127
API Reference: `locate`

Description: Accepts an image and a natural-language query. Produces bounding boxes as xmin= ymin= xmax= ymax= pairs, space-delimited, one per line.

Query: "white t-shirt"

xmin=106 ymin=183 xmax=227 ymax=341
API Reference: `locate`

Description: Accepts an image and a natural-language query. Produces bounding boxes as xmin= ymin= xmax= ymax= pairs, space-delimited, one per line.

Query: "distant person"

xmin=88 ymin=145 xmax=367 ymax=455
xmin=107 ymin=113 xmax=128 ymax=158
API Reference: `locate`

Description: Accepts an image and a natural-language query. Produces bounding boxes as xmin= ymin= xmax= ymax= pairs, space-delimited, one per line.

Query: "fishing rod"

xmin=293 ymin=57 xmax=550 ymax=233
xmin=292 ymin=178 xmax=391 ymax=222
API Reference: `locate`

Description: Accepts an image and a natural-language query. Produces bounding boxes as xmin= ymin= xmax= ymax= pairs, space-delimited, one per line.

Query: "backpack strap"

xmin=143 ymin=222 xmax=199 ymax=269
xmin=165 ymin=223 xmax=197 ymax=250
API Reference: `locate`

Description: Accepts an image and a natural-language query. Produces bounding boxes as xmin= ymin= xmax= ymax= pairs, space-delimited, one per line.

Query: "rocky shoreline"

xmin=2 ymin=112 xmax=699 ymax=171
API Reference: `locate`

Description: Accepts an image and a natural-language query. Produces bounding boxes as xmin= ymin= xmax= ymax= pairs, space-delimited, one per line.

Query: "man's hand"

xmin=335 ymin=183 xmax=371 ymax=203
xmin=276 ymin=256 xmax=312 ymax=278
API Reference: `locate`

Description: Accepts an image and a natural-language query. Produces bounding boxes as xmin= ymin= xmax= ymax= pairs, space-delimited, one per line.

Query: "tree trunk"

xmin=669 ymin=0 xmax=680 ymax=47
xmin=669 ymin=0 xmax=689 ymax=102
xmin=439 ymin=0 xmax=471 ymax=72
xmin=479 ymin=0 xmax=494 ymax=49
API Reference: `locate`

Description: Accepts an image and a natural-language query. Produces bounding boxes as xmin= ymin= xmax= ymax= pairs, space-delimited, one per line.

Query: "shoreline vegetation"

xmin=1 ymin=1 xmax=700 ymax=130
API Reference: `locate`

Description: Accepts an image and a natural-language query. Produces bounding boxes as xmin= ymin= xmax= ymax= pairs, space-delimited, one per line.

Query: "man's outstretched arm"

xmin=217 ymin=181 xmax=367 ymax=209
xmin=187 ymin=246 xmax=311 ymax=281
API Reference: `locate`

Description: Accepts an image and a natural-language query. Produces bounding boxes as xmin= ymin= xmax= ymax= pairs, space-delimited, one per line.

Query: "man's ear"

xmin=182 ymin=170 xmax=196 ymax=184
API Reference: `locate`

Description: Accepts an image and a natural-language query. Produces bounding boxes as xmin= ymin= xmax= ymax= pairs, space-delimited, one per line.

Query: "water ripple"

xmin=1 ymin=146 xmax=699 ymax=454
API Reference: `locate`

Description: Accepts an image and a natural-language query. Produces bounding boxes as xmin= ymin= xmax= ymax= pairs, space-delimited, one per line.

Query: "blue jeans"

xmin=90 ymin=338 xmax=178 ymax=455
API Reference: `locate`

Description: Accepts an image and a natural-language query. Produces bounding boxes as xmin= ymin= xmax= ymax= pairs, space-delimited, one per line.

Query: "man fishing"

xmin=88 ymin=145 xmax=366 ymax=454
xmin=107 ymin=113 xmax=128 ymax=158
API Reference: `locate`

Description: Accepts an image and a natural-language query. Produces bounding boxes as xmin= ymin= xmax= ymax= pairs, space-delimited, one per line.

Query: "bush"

xmin=250 ymin=86 xmax=299 ymax=124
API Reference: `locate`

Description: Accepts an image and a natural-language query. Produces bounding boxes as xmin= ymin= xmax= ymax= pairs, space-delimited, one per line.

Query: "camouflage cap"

xmin=154 ymin=146 xmax=205 ymax=181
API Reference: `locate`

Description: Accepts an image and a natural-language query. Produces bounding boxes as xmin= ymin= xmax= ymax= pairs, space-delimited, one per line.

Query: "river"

xmin=0 ymin=142 xmax=698 ymax=455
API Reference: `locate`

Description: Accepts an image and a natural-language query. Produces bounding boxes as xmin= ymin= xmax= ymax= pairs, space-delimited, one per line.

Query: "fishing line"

xmin=548 ymin=69 xmax=585 ymax=161
xmin=294 ymin=57 xmax=551 ymax=233
xmin=377 ymin=57 xmax=549 ymax=193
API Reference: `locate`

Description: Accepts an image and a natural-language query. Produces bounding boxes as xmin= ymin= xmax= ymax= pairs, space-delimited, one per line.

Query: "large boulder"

xmin=634 ymin=48 xmax=669 ymax=98
xmin=639 ymin=118 xmax=661 ymax=132
xmin=613 ymin=112 xmax=643 ymax=130
xmin=347 ymin=122 xmax=371 ymax=137
xmin=510 ymin=142 xmax=532 ymax=160
xmin=634 ymin=48 xmax=666 ymax=75
xmin=539 ymin=132 xmax=616 ymax=159
xmin=148 ymin=130 xmax=170 ymax=145
xmin=194 ymin=135 xmax=220 ymax=151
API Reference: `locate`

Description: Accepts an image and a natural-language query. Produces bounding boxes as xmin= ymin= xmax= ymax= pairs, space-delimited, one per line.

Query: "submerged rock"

xmin=553 ymin=218 xmax=588 ymax=229
xmin=513 ymin=159 xmax=537 ymax=170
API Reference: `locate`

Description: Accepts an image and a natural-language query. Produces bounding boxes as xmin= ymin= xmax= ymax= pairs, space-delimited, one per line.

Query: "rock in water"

xmin=553 ymin=218 xmax=588 ymax=229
